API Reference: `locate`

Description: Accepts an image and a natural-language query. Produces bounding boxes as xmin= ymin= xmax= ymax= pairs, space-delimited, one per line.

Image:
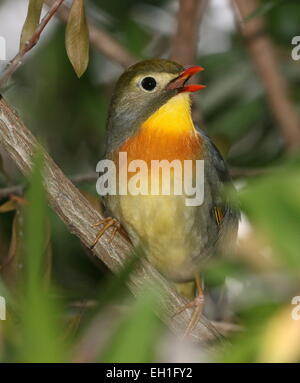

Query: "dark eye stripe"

xmin=141 ymin=77 xmax=157 ymax=91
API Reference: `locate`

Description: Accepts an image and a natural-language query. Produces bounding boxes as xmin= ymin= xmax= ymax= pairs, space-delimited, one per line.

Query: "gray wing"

xmin=200 ymin=128 xmax=240 ymax=252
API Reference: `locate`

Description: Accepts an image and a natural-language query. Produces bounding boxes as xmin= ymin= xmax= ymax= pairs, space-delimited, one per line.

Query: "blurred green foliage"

xmin=0 ymin=0 xmax=300 ymax=363
xmin=102 ymin=288 xmax=162 ymax=363
xmin=20 ymin=151 xmax=66 ymax=363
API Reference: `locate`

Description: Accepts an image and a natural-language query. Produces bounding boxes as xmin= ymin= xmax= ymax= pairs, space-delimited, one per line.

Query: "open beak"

xmin=165 ymin=66 xmax=206 ymax=93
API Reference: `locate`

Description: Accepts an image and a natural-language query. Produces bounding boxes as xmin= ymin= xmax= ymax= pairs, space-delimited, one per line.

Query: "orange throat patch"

xmin=116 ymin=93 xmax=202 ymax=163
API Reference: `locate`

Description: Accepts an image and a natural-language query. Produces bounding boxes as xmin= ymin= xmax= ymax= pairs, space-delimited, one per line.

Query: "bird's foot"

xmin=172 ymin=293 xmax=204 ymax=337
xmin=90 ymin=217 xmax=120 ymax=249
xmin=183 ymin=293 xmax=204 ymax=337
xmin=172 ymin=274 xmax=204 ymax=337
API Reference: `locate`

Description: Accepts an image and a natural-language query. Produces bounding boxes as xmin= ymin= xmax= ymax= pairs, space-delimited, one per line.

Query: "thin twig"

xmin=0 ymin=166 xmax=270 ymax=200
xmin=233 ymin=0 xmax=300 ymax=152
xmin=0 ymin=184 xmax=25 ymax=199
xmin=68 ymin=172 xmax=98 ymax=184
xmin=0 ymin=0 xmax=65 ymax=89
xmin=44 ymin=0 xmax=137 ymax=67
xmin=0 ymin=172 xmax=98 ymax=200
xmin=0 ymin=95 xmax=221 ymax=344
xmin=170 ymin=0 xmax=208 ymax=66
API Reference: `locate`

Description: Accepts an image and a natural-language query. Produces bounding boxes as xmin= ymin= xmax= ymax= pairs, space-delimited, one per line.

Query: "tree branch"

xmin=0 ymin=95 xmax=220 ymax=344
xmin=170 ymin=0 xmax=208 ymax=66
xmin=44 ymin=0 xmax=137 ymax=67
xmin=0 ymin=0 xmax=65 ymax=89
xmin=233 ymin=0 xmax=300 ymax=152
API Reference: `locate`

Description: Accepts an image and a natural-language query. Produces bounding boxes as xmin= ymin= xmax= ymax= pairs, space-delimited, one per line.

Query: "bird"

xmin=93 ymin=58 xmax=239 ymax=334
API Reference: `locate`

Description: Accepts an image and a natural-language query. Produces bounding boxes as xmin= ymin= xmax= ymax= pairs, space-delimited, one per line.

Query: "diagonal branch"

xmin=170 ymin=0 xmax=209 ymax=66
xmin=44 ymin=0 xmax=137 ymax=67
xmin=233 ymin=0 xmax=300 ymax=152
xmin=0 ymin=0 xmax=65 ymax=89
xmin=0 ymin=95 xmax=220 ymax=345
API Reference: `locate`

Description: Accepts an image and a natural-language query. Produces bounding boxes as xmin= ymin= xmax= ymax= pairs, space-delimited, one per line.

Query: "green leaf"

xmin=102 ymin=287 xmax=161 ymax=363
xmin=217 ymin=301 xmax=280 ymax=363
xmin=19 ymin=150 xmax=66 ymax=363
xmin=239 ymin=162 xmax=300 ymax=273
xmin=20 ymin=0 xmax=44 ymax=50
xmin=65 ymin=0 xmax=90 ymax=78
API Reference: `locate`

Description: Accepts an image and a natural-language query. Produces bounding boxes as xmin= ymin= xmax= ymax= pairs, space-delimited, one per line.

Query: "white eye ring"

xmin=139 ymin=76 xmax=157 ymax=92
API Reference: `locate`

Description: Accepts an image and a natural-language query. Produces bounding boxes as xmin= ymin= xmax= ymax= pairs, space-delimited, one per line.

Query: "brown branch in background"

xmin=170 ymin=0 xmax=209 ymax=65
xmin=233 ymin=0 xmax=300 ymax=153
xmin=0 ymin=96 xmax=221 ymax=345
xmin=0 ymin=0 xmax=65 ymax=89
xmin=170 ymin=0 xmax=208 ymax=128
xmin=44 ymin=0 xmax=137 ymax=67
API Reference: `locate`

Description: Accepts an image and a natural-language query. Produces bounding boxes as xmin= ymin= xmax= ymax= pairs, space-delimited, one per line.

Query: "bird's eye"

xmin=140 ymin=76 xmax=157 ymax=92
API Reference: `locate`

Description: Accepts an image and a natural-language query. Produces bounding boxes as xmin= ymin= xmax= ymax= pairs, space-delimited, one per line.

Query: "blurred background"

xmin=0 ymin=0 xmax=300 ymax=363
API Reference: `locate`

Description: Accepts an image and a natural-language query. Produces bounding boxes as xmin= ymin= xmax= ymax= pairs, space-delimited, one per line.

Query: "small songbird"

xmin=94 ymin=59 xmax=239 ymax=333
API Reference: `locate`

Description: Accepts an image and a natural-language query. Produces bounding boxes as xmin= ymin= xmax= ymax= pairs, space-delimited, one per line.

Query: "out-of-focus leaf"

xmin=91 ymin=250 xmax=140 ymax=315
xmin=217 ymin=302 xmax=278 ymax=362
xmin=218 ymin=330 xmax=259 ymax=363
xmin=20 ymin=0 xmax=44 ymax=50
xmin=44 ymin=220 xmax=53 ymax=283
xmin=239 ymin=165 xmax=300 ymax=273
xmin=1 ymin=207 xmax=25 ymax=289
xmin=258 ymin=305 xmax=300 ymax=362
xmin=244 ymin=0 xmax=283 ymax=22
xmin=102 ymin=287 xmax=161 ymax=363
xmin=65 ymin=0 xmax=90 ymax=78
xmin=20 ymin=151 xmax=66 ymax=363
xmin=8 ymin=208 xmax=23 ymax=265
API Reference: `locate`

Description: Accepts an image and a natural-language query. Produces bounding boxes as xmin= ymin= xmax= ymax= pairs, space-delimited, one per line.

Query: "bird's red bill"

xmin=165 ymin=65 xmax=206 ymax=93
xmin=180 ymin=84 xmax=206 ymax=93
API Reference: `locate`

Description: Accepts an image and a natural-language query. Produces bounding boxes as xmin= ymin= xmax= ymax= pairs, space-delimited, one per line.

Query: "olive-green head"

xmin=106 ymin=58 xmax=204 ymax=152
